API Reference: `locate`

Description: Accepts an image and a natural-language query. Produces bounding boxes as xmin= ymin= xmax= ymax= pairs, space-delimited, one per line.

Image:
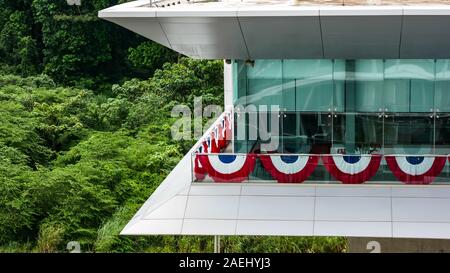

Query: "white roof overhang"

xmin=99 ymin=1 xmax=450 ymax=59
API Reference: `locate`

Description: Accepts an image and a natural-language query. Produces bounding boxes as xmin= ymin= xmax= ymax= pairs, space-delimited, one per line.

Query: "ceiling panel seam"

xmin=236 ymin=11 xmax=251 ymax=60
xmin=155 ymin=12 xmax=174 ymax=50
xmin=234 ymin=185 xmax=244 ymax=235
xmin=398 ymin=8 xmax=404 ymax=58
xmin=180 ymin=186 xmax=194 ymax=234
xmin=318 ymin=11 xmax=325 ymax=59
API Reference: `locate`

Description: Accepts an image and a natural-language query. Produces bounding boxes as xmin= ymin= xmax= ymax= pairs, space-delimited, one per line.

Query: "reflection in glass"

xmin=384 ymin=114 xmax=434 ymax=155
xmin=233 ymin=59 xmax=450 ymax=157
xmin=333 ymin=114 xmax=383 ymax=155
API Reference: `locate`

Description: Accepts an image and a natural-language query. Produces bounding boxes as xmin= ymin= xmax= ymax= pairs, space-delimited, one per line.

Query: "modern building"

xmin=99 ymin=0 xmax=450 ymax=240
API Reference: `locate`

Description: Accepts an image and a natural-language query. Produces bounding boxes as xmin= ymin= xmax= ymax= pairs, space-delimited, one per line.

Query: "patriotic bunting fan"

xmin=209 ymin=131 xmax=220 ymax=153
xmin=260 ymin=154 xmax=318 ymax=183
xmin=322 ymin=154 xmax=382 ymax=184
xmin=194 ymin=146 xmax=206 ymax=181
xmin=385 ymin=155 xmax=446 ymax=185
xmin=198 ymin=154 xmax=256 ymax=183
xmin=217 ymin=119 xmax=227 ymax=149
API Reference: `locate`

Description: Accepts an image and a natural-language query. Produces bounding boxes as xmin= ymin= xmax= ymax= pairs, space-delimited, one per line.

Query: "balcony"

xmin=119 ymin=110 xmax=450 ymax=238
xmin=192 ymin=111 xmax=450 ymax=185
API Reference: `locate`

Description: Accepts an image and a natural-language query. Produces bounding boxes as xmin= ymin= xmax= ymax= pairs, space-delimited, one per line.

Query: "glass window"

xmin=435 ymin=60 xmax=450 ymax=112
xmin=291 ymin=60 xmax=333 ymax=112
xmin=234 ymin=61 xmax=248 ymax=106
xmin=300 ymin=113 xmax=332 ymax=154
xmin=384 ymin=114 xmax=434 ymax=155
xmin=383 ymin=79 xmax=410 ymax=112
xmin=247 ymin=60 xmax=282 ymax=79
xmin=333 ymin=113 xmax=383 ymax=154
xmin=282 ymin=80 xmax=295 ymax=111
xmin=410 ymin=79 xmax=434 ymax=112
xmin=384 ymin=59 xmax=435 ymax=112
xmin=354 ymin=60 xmax=384 ymax=112
xmin=246 ymin=60 xmax=282 ymax=108
xmin=296 ymin=80 xmax=333 ymax=112
xmin=333 ymin=60 xmax=346 ymax=112
xmin=435 ymin=114 xmax=450 ymax=155
xmin=233 ymin=59 xmax=450 ymax=158
xmin=247 ymin=79 xmax=283 ymax=107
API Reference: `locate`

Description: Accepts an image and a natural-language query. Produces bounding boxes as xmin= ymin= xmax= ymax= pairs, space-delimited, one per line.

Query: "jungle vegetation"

xmin=0 ymin=0 xmax=346 ymax=253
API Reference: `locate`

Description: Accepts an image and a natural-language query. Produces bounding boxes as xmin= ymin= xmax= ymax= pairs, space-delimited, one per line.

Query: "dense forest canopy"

xmin=0 ymin=0 xmax=346 ymax=252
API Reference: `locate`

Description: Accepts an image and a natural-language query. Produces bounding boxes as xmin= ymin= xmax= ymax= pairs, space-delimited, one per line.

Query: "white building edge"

xmin=99 ymin=0 xmax=450 ymax=239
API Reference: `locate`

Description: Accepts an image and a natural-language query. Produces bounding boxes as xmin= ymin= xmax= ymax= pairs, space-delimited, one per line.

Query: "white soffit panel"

xmin=188 ymin=184 xmax=241 ymax=196
xmin=238 ymin=196 xmax=315 ymax=220
xmin=314 ymin=221 xmax=392 ymax=237
xmin=121 ymin=219 xmax=183 ymax=235
xmin=393 ymin=222 xmax=450 ymax=239
xmin=156 ymin=7 xmax=248 ymax=59
xmin=144 ymin=195 xmax=187 ymax=219
xmin=182 ymin=219 xmax=237 ymax=235
xmin=320 ymin=13 xmax=402 ymax=59
xmin=400 ymin=14 xmax=450 ymax=58
xmin=184 ymin=196 xmax=240 ymax=219
xmin=236 ymin=220 xmax=314 ymax=236
xmin=241 ymin=184 xmax=315 ymax=196
xmin=121 ymin=181 xmax=450 ymax=239
xmin=103 ymin=17 xmax=172 ymax=48
xmin=314 ymin=196 xmax=392 ymax=222
xmin=238 ymin=15 xmax=323 ymax=58
xmin=392 ymin=198 xmax=450 ymax=222
xmin=391 ymin=186 xmax=450 ymax=198
xmin=315 ymin=185 xmax=391 ymax=197
xmin=99 ymin=2 xmax=450 ymax=59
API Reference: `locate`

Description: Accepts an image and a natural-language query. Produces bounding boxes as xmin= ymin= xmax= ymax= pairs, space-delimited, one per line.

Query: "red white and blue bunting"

xmin=194 ymin=146 xmax=206 ymax=181
xmin=222 ymin=113 xmax=233 ymax=146
xmin=198 ymin=154 xmax=256 ymax=183
xmin=322 ymin=154 xmax=382 ymax=184
xmin=260 ymin=154 xmax=318 ymax=183
xmin=193 ymin=112 xmax=450 ymax=184
xmin=385 ymin=155 xmax=446 ymax=185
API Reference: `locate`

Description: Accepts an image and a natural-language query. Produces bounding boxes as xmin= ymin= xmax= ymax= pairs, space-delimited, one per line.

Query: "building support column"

xmin=214 ymin=235 xmax=221 ymax=253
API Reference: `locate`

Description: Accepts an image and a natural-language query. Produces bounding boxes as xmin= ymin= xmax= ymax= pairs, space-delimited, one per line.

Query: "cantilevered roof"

xmin=99 ymin=0 xmax=450 ymax=59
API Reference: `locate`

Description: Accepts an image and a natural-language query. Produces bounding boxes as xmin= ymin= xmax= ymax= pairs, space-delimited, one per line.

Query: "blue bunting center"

xmin=343 ymin=155 xmax=361 ymax=164
xmin=406 ymin=156 xmax=424 ymax=165
xmin=218 ymin=154 xmax=236 ymax=163
xmin=280 ymin=155 xmax=299 ymax=164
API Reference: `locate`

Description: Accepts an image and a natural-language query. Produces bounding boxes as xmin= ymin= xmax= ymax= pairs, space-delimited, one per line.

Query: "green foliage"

xmin=220 ymin=236 xmax=346 ymax=253
xmin=36 ymin=222 xmax=65 ymax=253
xmin=128 ymin=41 xmax=178 ymax=77
xmin=0 ymin=0 xmax=176 ymax=87
xmin=0 ymin=10 xmax=39 ymax=76
xmin=150 ymin=58 xmax=224 ymax=104
xmin=0 ymin=4 xmax=346 ymax=252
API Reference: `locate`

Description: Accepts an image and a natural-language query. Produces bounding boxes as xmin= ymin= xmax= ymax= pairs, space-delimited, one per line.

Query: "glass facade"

xmin=233 ymin=59 xmax=450 ymax=155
